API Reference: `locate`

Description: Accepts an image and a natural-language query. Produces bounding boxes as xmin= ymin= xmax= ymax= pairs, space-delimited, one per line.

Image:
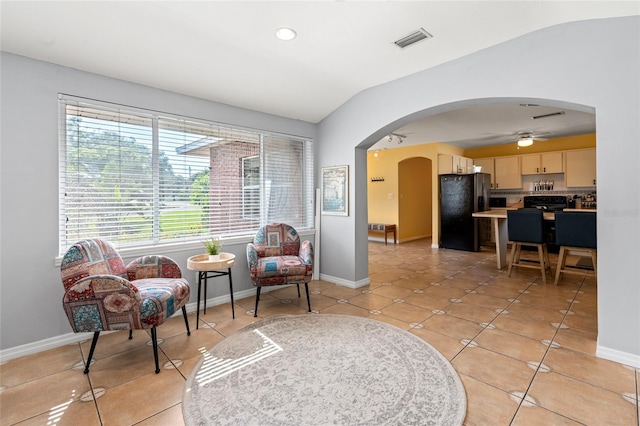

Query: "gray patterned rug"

xmin=183 ymin=314 xmax=466 ymax=425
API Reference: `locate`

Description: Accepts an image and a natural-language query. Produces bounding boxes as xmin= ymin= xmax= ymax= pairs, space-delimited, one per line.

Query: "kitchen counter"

xmin=563 ymin=208 xmax=597 ymax=213
xmin=475 ymin=209 xmax=555 ymax=221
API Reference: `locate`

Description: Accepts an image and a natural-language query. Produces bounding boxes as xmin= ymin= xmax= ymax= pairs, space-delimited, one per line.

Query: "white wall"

xmin=317 ymin=17 xmax=640 ymax=365
xmin=0 ymin=52 xmax=316 ymax=353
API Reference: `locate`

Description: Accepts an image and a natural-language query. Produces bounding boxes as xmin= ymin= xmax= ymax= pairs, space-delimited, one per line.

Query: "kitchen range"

xmin=523 ymin=195 xmax=571 ymax=253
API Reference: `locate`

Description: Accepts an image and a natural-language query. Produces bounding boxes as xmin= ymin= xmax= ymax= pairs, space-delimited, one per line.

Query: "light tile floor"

xmin=1 ymin=239 xmax=638 ymax=425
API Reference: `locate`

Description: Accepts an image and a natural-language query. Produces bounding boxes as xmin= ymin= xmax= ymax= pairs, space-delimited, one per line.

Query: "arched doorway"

xmin=366 ymin=152 xmax=432 ymax=245
xmin=398 ymin=157 xmax=432 ymax=242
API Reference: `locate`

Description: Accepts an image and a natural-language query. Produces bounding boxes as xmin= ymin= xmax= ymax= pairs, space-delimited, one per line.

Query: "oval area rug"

xmin=183 ymin=314 xmax=466 ymax=425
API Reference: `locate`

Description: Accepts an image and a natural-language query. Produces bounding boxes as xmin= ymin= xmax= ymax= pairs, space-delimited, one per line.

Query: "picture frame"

xmin=321 ymin=165 xmax=349 ymax=216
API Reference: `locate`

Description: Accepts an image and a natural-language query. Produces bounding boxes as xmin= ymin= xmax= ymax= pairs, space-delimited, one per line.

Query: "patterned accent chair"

xmin=60 ymin=238 xmax=191 ymax=374
xmin=246 ymin=223 xmax=314 ymax=317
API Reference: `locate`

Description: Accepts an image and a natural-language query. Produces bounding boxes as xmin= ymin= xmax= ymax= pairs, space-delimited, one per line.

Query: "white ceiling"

xmin=2 ymin=1 xmax=638 ymax=148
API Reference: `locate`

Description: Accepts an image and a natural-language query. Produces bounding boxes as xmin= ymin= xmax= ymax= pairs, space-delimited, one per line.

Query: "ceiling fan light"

xmin=517 ymin=137 xmax=533 ymax=147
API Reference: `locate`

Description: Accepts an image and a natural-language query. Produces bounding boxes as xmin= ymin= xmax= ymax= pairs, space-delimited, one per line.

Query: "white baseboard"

xmin=319 ymin=273 xmax=370 ymax=289
xmin=0 ymin=287 xmax=269 ymax=363
xmin=0 ymin=332 xmax=95 ymax=363
xmin=368 ymin=235 xmax=432 ymax=245
xmin=367 ymin=236 xmax=394 ymax=244
xmin=596 ymin=343 xmax=640 ymax=368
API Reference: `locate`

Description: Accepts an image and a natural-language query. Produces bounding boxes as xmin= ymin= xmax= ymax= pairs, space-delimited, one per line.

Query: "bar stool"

xmin=554 ymin=211 xmax=597 ymax=285
xmin=507 ymin=209 xmax=551 ymax=284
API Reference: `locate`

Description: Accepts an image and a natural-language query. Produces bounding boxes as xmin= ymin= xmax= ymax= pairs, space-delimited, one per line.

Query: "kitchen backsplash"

xmin=491 ymin=173 xmax=596 ymax=206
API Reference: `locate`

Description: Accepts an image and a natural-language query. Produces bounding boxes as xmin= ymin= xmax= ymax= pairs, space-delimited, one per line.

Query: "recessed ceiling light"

xmin=275 ymin=27 xmax=297 ymax=41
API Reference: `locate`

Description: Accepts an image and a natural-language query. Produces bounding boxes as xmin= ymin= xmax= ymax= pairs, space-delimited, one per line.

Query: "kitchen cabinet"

xmin=494 ymin=156 xmax=522 ymax=189
xmin=473 ymin=158 xmax=495 ymax=188
xmin=521 ymin=152 xmax=563 ymax=175
xmin=438 ymin=154 xmax=473 ymax=174
xmin=565 ymin=149 xmax=596 ymax=187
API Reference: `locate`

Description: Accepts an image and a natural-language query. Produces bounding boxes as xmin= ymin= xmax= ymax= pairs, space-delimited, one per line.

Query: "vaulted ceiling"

xmin=2 ymin=1 xmax=638 ymax=147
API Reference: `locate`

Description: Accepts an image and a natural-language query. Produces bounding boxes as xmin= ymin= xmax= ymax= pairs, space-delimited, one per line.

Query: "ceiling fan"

xmin=477 ymin=130 xmax=551 ymax=147
xmin=514 ymin=131 xmax=549 ymax=147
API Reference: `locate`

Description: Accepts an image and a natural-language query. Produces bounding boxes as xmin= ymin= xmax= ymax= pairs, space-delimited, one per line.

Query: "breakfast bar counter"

xmin=473 ymin=208 xmax=595 ymax=269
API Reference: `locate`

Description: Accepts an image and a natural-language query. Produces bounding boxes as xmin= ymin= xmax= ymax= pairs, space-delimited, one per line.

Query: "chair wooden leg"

xmin=507 ymin=242 xmax=518 ymax=277
xmin=590 ymin=249 xmax=598 ymax=278
xmin=544 ymin=245 xmax=551 ymax=272
xmin=254 ymin=287 xmax=262 ymax=317
xmin=150 ymin=327 xmax=160 ymax=374
xmin=84 ymin=331 xmax=100 ymax=374
xmin=537 ymin=245 xmax=547 ymax=285
xmin=182 ymin=306 xmax=191 ymax=336
xmin=554 ymin=246 xmax=567 ymax=285
xmin=304 ymin=283 xmax=311 ymax=313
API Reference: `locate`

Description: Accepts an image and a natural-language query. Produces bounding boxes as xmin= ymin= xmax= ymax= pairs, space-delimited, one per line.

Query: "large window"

xmin=59 ymin=96 xmax=314 ymax=254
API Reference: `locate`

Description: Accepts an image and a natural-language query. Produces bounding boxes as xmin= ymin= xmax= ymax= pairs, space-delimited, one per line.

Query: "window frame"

xmin=241 ymin=155 xmax=261 ymax=221
xmin=58 ymin=94 xmax=314 ymax=255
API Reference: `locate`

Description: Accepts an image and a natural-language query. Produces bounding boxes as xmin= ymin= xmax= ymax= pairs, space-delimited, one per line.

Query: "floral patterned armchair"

xmin=60 ymin=238 xmax=191 ymax=374
xmin=246 ymin=223 xmax=314 ymax=317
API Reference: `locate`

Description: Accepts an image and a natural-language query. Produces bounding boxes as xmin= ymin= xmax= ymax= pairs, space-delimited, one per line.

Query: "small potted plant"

xmin=203 ymin=237 xmax=223 ymax=261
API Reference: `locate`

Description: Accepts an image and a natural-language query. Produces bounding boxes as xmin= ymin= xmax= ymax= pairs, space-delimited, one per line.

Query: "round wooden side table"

xmin=187 ymin=253 xmax=236 ymax=328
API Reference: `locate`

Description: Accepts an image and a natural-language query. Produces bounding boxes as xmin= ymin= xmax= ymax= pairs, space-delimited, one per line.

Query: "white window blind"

xmin=59 ymin=96 xmax=314 ymax=254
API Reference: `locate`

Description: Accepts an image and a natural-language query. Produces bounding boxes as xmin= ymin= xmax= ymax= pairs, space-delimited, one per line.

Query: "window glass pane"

xmin=63 ymin=106 xmax=154 ymax=249
xmin=158 ymin=121 xmax=214 ymax=241
xmin=242 ymin=156 xmax=260 ymax=220
xmin=263 ymin=135 xmax=306 ymax=227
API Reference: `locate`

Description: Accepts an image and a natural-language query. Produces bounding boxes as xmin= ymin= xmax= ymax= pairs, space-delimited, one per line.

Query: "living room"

xmin=1 ymin=3 xmax=639 ymax=425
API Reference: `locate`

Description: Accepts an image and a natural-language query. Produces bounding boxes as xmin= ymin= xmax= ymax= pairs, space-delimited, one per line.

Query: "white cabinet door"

xmin=438 ymin=154 xmax=454 ymax=174
xmin=439 ymin=154 xmax=473 ymax=174
xmin=566 ymin=149 xmax=596 ymax=187
xmin=494 ymin=156 xmax=522 ymax=189
xmin=521 ymin=154 xmax=541 ymax=175
xmin=521 ymin=152 xmax=563 ymax=174
xmin=541 ymin=152 xmax=563 ymax=174
xmin=474 ymin=158 xmax=495 ymax=188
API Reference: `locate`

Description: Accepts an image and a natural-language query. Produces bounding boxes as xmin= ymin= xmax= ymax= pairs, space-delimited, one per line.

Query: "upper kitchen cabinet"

xmin=565 ymin=148 xmax=596 ymax=187
xmin=438 ymin=154 xmax=474 ymax=174
xmin=494 ymin=156 xmax=522 ymax=189
xmin=473 ymin=158 xmax=495 ymax=188
xmin=521 ymin=152 xmax=564 ymax=175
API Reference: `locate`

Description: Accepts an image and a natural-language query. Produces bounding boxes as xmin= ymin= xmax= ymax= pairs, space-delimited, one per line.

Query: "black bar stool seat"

xmin=554 ymin=211 xmax=597 ymax=285
xmin=507 ymin=209 xmax=551 ymax=284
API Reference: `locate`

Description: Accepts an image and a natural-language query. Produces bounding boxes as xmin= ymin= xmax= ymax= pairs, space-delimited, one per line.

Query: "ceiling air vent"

xmin=531 ymin=111 xmax=566 ymax=120
xmin=394 ymin=28 xmax=432 ymax=49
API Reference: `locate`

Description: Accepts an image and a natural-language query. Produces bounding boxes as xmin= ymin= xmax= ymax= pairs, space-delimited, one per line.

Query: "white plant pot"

xmin=208 ymin=254 xmax=221 ymax=262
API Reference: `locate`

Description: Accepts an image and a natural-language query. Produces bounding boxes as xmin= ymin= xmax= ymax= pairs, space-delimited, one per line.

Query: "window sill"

xmin=54 ymin=228 xmax=315 ymax=267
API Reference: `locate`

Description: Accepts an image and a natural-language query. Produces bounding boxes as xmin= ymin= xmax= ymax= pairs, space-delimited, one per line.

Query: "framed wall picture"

xmin=321 ymin=165 xmax=349 ymax=216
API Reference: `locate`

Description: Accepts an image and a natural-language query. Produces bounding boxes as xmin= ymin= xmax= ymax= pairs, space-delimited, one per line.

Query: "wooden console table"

xmin=368 ymin=223 xmax=396 ymax=245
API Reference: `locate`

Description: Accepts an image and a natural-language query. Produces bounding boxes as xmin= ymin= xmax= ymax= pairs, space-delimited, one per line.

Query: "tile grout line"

xmin=507 ymin=277 xmax=586 ymax=425
xmin=448 ymin=273 xmax=534 ymax=363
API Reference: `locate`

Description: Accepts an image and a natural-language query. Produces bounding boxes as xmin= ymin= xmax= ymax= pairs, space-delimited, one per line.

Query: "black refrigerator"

xmin=440 ymin=173 xmax=491 ymax=251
